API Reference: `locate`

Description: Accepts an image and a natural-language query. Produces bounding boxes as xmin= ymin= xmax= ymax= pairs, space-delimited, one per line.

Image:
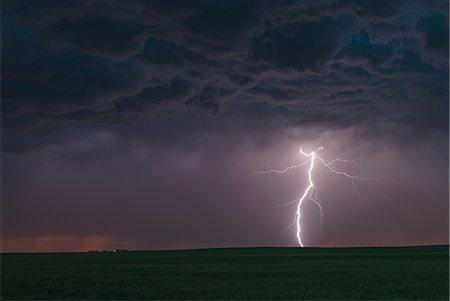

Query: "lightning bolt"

xmin=252 ymin=144 xmax=374 ymax=247
xmin=295 ymin=147 xmax=318 ymax=247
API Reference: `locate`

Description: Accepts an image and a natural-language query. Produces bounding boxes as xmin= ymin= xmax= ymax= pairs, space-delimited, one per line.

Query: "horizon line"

xmin=1 ymin=244 xmax=448 ymax=254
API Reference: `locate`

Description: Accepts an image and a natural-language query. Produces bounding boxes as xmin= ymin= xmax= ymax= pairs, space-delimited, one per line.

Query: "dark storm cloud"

xmin=54 ymin=14 xmax=148 ymax=61
xmin=2 ymin=0 xmax=447 ymax=150
xmin=334 ymin=30 xmax=394 ymax=69
xmin=250 ymin=16 xmax=352 ymax=72
xmin=415 ymin=11 xmax=449 ymax=60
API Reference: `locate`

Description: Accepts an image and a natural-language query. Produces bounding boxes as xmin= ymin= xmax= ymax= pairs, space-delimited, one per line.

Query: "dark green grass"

xmin=1 ymin=246 xmax=448 ymax=300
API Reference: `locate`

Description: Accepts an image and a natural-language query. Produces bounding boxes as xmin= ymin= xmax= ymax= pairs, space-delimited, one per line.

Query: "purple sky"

xmin=1 ymin=0 xmax=448 ymax=252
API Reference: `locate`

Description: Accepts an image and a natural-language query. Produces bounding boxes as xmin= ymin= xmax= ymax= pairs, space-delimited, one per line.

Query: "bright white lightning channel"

xmin=252 ymin=145 xmax=373 ymax=247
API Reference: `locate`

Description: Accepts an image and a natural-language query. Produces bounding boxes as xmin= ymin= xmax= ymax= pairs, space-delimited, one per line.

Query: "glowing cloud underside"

xmin=252 ymin=145 xmax=374 ymax=247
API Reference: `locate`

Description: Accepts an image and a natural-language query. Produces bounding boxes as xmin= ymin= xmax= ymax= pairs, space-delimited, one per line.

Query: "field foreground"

xmin=1 ymin=246 xmax=448 ymax=300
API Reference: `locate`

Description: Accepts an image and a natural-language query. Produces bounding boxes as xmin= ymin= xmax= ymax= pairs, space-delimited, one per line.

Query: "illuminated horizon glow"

xmin=252 ymin=144 xmax=374 ymax=247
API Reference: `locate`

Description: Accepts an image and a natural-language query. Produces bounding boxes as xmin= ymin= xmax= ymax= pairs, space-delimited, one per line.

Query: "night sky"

xmin=1 ymin=0 xmax=448 ymax=252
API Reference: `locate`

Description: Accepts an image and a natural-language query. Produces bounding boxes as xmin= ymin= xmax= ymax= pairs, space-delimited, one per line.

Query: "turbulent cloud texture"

xmin=1 ymin=0 xmax=448 ymax=251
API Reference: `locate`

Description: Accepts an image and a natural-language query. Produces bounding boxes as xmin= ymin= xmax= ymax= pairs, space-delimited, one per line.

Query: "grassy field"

xmin=1 ymin=246 xmax=448 ymax=300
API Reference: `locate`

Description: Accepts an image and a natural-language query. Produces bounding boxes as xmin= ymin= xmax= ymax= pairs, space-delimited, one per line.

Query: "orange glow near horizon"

xmin=1 ymin=235 xmax=132 ymax=253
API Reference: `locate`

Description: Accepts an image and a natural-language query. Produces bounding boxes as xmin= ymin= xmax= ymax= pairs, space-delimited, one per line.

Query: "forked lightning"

xmin=252 ymin=145 xmax=373 ymax=247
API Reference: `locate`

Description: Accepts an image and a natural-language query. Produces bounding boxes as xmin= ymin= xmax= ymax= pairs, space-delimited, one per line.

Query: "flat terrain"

xmin=1 ymin=246 xmax=448 ymax=300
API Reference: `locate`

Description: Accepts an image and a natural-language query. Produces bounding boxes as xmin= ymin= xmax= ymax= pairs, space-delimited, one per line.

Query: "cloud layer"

xmin=2 ymin=0 xmax=448 ymax=151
